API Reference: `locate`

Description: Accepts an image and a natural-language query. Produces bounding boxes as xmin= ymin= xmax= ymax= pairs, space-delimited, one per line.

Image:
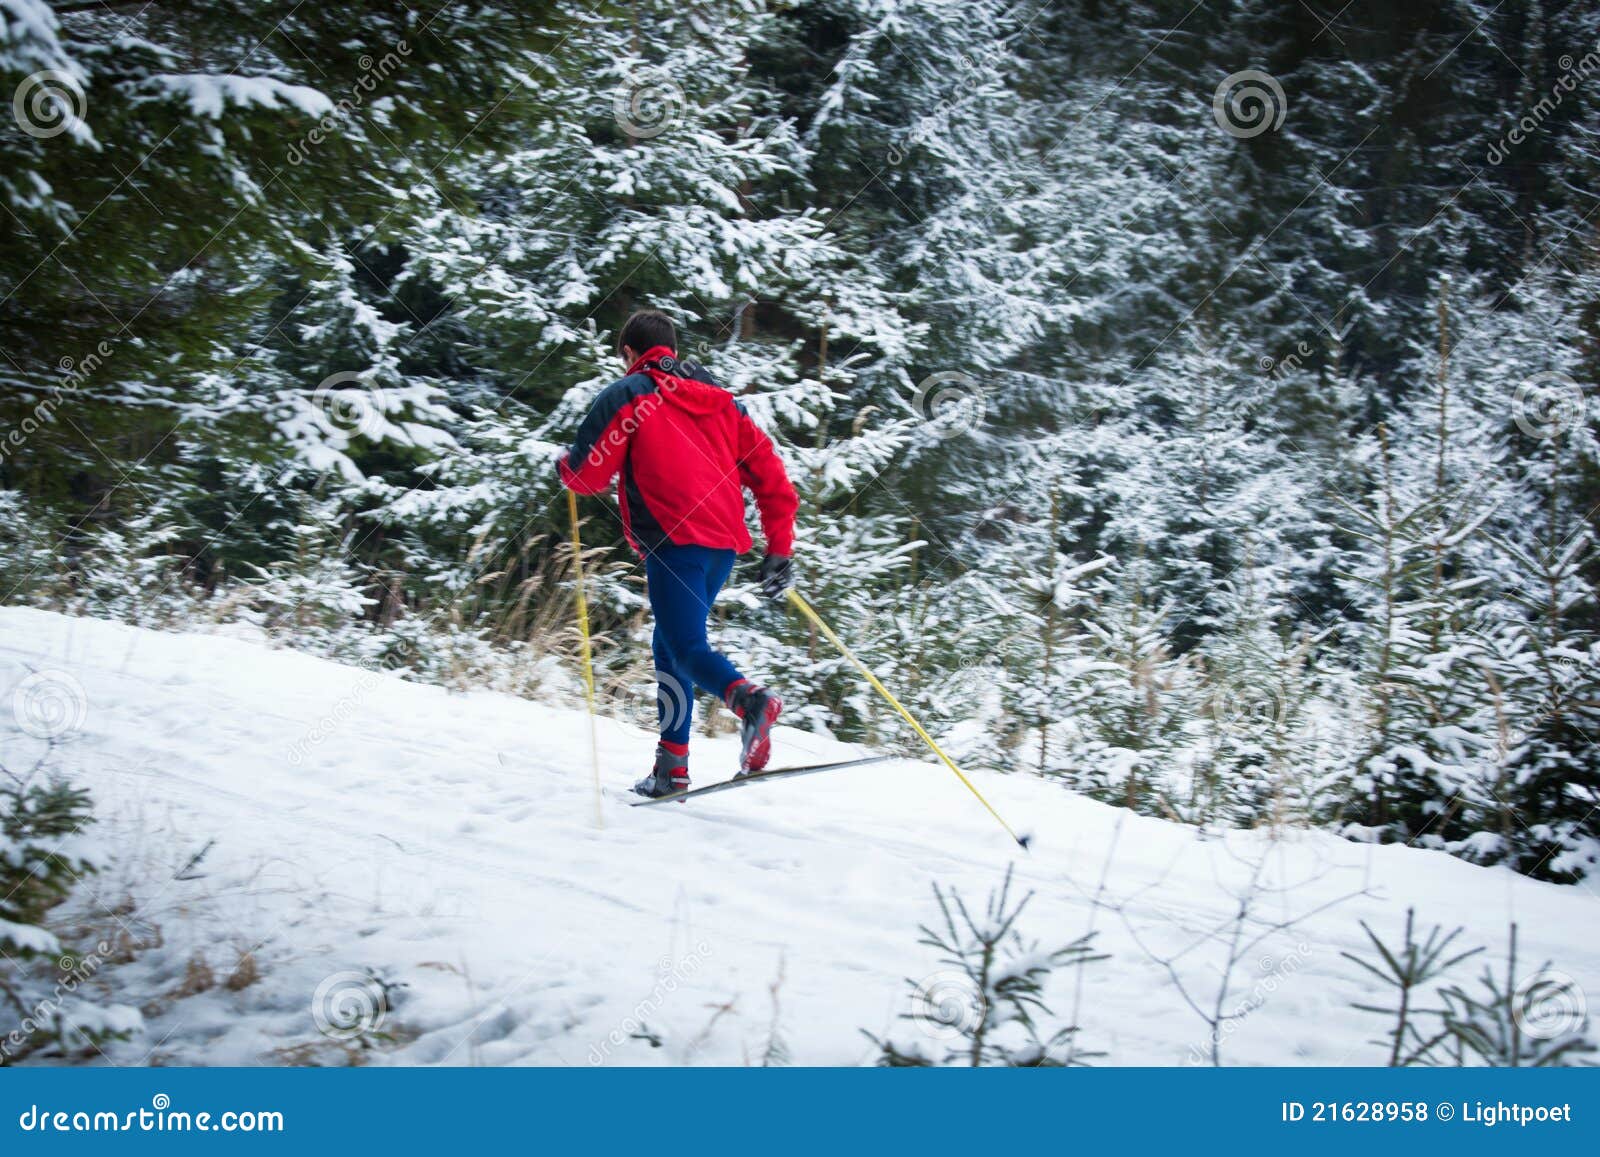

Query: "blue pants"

xmin=645 ymin=543 xmax=744 ymax=746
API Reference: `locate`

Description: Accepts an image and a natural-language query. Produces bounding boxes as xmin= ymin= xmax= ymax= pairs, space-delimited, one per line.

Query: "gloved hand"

xmin=757 ymin=552 xmax=792 ymax=601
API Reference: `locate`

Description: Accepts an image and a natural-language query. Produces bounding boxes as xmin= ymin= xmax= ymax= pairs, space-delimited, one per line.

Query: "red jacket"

xmin=558 ymin=346 xmax=798 ymax=557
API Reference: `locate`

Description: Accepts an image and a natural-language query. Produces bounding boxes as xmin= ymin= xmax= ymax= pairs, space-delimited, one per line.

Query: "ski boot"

xmin=633 ymin=743 xmax=690 ymax=799
xmin=725 ymin=680 xmax=783 ymax=775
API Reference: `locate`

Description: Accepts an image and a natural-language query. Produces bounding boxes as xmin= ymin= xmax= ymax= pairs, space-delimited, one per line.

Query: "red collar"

xmin=626 ymin=345 xmax=678 ymax=376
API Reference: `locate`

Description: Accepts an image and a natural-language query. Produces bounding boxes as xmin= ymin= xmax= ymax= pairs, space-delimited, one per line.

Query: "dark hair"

xmin=617 ymin=309 xmax=676 ymax=357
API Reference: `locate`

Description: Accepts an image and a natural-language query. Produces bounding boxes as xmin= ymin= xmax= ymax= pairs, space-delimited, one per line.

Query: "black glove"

xmin=757 ymin=552 xmax=792 ymax=600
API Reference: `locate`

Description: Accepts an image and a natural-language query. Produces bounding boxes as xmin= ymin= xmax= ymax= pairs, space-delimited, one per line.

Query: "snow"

xmin=0 ymin=0 xmax=75 ymax=74
xmin=0 ymin=917 xmax=58 ymax=957
xmin=144 ymin=74 xmax=335 ymax=120
xmin=3 ymin=605 xmax=1596 ymax=1067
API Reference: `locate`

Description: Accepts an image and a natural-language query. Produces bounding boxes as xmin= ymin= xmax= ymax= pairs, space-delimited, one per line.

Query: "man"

xmin=557 ymin=309 xmax=798 ymax=798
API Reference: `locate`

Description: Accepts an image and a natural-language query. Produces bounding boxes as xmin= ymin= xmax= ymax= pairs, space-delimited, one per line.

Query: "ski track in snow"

xmin=3 ymin=607 xmax=1596 ymax=1067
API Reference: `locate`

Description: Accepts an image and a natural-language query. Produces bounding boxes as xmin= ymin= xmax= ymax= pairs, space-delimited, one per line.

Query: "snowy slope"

xmin=3 ymin=606 xmax=1595 ymax=1067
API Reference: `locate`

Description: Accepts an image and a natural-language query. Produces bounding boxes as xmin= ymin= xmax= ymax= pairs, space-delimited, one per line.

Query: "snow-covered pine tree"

xmin=0 ymin=746 xmax=140 ymax=1063
xmin=1056 ymin=556 xmax=1196 ymax=814
xmin=867 ymin=866 xmax=1104 ymax=1066
xmin=1331 ymin=415 xmax=1496 ymax=849
xmin=1439 ymin=924 xmax=1596 ymax=1067
xmin=1422 ymin=268 xmax=1600 ymax=880
xmin=0 ymin=1 xmax=562 ymax=649
xmin=0 ymin=0 xmax=556 ymax=438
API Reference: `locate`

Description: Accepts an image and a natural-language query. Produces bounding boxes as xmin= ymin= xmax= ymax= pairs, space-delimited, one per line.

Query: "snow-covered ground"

xmin=3 ymin=606 xmax=1596 ymax=1066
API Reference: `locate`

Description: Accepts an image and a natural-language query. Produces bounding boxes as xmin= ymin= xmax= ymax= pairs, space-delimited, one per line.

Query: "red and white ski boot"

xmin=726 ymin=680 xmax=783 ymax=775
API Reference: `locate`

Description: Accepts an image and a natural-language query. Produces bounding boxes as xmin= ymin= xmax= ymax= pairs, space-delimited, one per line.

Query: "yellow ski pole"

xmin=567 ymin=488 xmax=603 ymax=829
xmin=785 ymin=588 xmax=1030 ymax=849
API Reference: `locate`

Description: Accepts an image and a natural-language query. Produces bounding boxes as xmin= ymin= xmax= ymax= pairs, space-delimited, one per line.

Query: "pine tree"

xmin=867 ymin=867 xmax=1104 ymax=1066
xmin=0 ymin=747 xmax=140 ymax=1063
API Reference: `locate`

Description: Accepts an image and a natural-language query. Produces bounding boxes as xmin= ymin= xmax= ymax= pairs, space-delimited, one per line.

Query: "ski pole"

xmin=785 ymin=588 xmax=1030 ymax=850
xmin=567 ymin=488 xmax=603 ymax=829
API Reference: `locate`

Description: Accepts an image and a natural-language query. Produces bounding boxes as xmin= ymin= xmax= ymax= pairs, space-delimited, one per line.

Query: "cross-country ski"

xmin=627 ymin=755 xmax=895 ymax=805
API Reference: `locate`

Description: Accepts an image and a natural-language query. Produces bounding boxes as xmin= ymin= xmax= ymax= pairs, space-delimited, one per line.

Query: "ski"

xmin=628 ymin=754 xmax=894 ymax=806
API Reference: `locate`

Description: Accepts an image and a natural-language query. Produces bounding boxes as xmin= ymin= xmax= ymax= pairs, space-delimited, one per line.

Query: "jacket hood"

xmin=654 ymin=372 xmax=733 ymax=415
xmin=628 ymin=347 xmax=733 ymax=416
